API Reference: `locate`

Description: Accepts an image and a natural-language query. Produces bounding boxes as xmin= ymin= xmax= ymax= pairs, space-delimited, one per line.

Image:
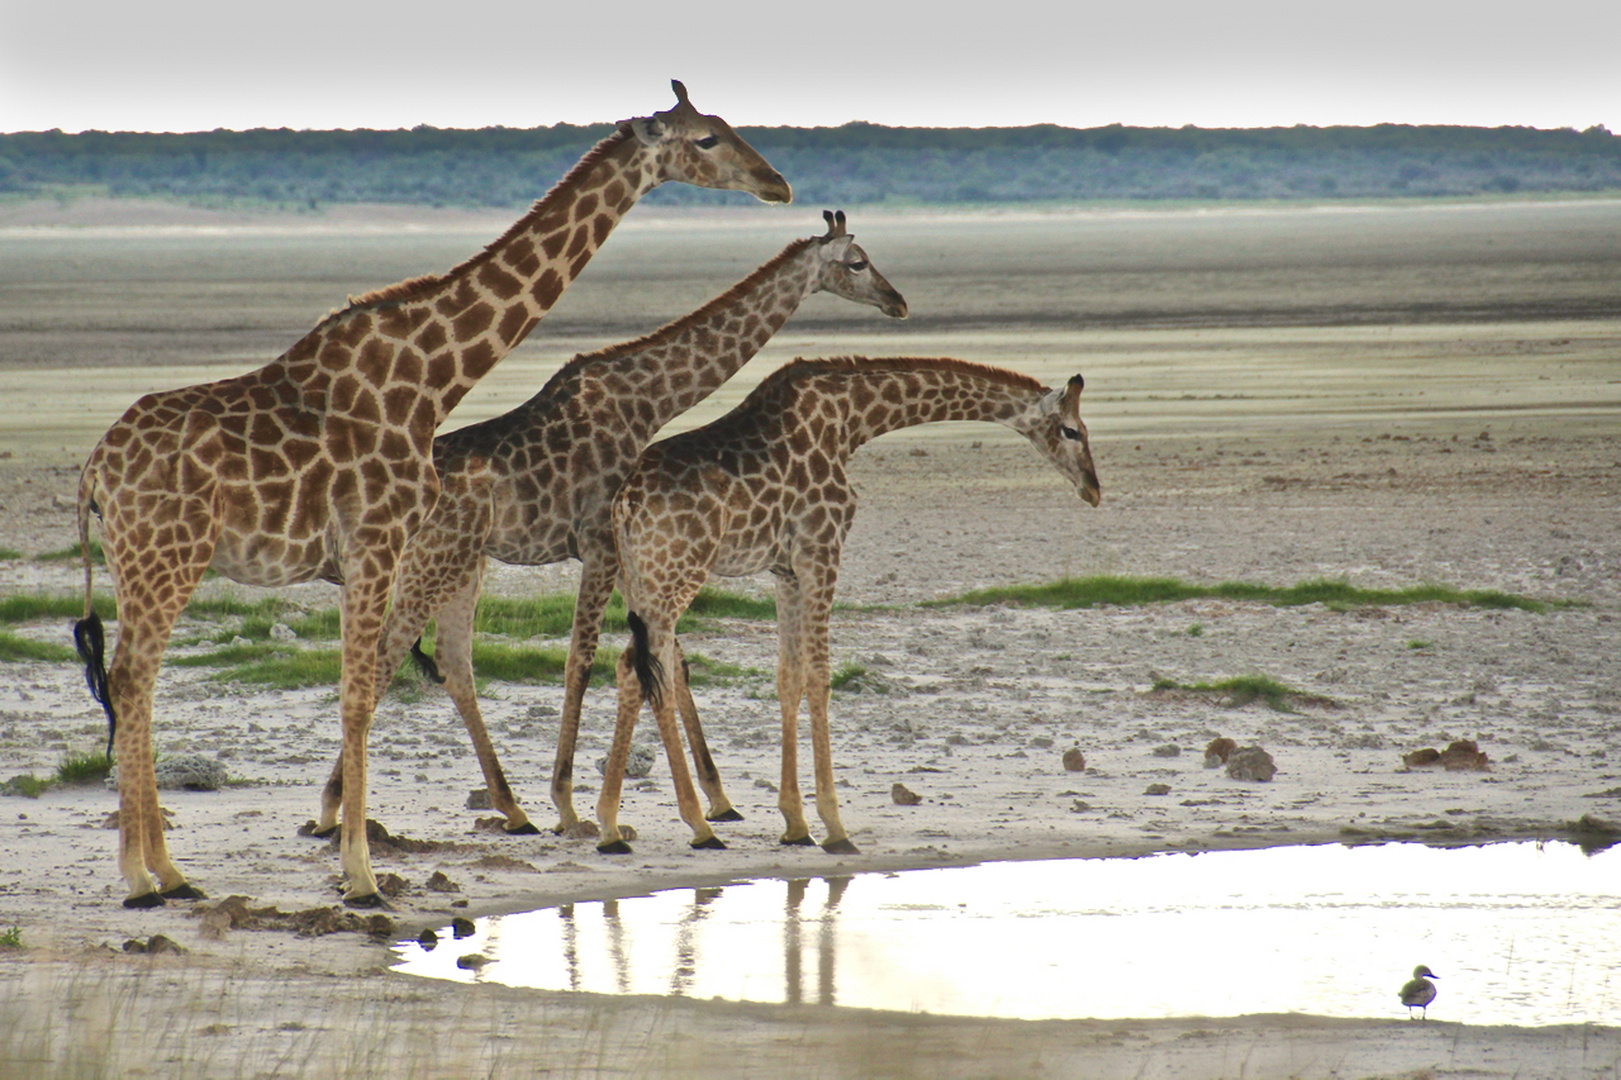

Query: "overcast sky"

xmin=1 ymin=0 xmax=1614 ymax=134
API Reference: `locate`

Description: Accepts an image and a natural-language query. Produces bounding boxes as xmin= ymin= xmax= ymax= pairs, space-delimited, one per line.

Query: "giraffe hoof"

xmin=304 ymin=824 xmax=339 ymax=840
xmin=160 ymin=883 xmax=207 ymax=901
xmin=343 ymin=892 xmax=391 ymax=910
xmin=597 ymin=839 xmax=634 ymax=855
xmin=691 ymin=835 xmax=727 ymax=851
xmin=780 ymin=834 xmax=817 ymax=847
xmin=122 ymin=892 xmax=166 ymax=910
xmin=821 ymin=837 xmax=860 ymax=855
xmin=706 ymin=808 xmax=745 ymax=823
xmin=504 ymin=822 xmax=543 ymax=836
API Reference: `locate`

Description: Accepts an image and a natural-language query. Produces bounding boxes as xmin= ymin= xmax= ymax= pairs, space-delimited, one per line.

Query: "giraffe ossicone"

xmin=312 ymin=208 xmax=907 ymax=840
xmin=599 ymin=357 xmax=1101 ymax=854
xmin=71 ymin=82 xmax=789 ymax=909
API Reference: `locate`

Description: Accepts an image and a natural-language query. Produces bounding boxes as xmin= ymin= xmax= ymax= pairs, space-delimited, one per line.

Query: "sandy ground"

xmin=1 ymin=199 xmax=1619 ymax=1077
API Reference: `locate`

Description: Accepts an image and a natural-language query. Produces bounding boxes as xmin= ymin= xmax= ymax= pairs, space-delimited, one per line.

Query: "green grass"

xmin=927 ymin=574 xmax=1557 ymax=614
xmin=0 ymin=926 xmax=21 ymax=949
xmin=54 ymin=750 xmax=112 ymax=785
xmin=1407 ymin=639 xmax=1435 ymax=650
xmin=0 ymin=631 xmax=77 ymax=664
xmin=0 ymin=593 xmax=105 ymax=625
xmin=36 ymin=541 xmax=103 ymax=565
xmin=1151 ymin=674 xmax=1331 ymax=713
xmin=4 ymin=774 xmax=47 ymax=798
xmin=0 ymin=547 xmax=23 ymax=561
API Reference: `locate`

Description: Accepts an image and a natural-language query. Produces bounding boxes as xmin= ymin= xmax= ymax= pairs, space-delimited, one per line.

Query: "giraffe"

xmin=312 ymin=209 xmax=907 ymax=838
xmin=70 ymin=81 xmax=790 ymax=909
xmin=598 ymin=357 xmax=1101 ymax=854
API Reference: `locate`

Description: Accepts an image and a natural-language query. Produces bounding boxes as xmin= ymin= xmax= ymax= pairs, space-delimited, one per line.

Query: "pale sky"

xmin=1 ymin=0 xmax=1614 ymax=134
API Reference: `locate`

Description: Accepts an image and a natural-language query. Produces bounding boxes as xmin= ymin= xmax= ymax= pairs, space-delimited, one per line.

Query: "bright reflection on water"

xmin=393 ymin=841 xmax=1620 ymax=1024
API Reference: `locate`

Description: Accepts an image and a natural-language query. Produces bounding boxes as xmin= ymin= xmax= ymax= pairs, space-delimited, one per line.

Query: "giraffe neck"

xmin=274 ymin=130 xmax=661 ymax=429
xmin=567 ymin=236 xmax=823 ymax=443
xmin=787 ymin=358 xmax=1049 ymax=456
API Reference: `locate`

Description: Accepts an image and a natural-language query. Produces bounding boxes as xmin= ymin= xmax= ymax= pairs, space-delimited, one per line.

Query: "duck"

xmin=1399 ymin=964 xmax=1439 ymax=1019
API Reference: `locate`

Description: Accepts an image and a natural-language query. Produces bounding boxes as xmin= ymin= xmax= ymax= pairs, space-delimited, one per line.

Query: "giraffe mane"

xmin=553 ymin=236 xmax=821 ymax=378
xmin=320 ymin=127 xmax=635 ymax=321
xmin=761 ymin=355 xmax=1048 ymax=395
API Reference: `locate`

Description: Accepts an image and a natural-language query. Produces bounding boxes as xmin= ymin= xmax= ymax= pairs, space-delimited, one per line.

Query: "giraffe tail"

xmin=71 ymin=467 xmax=116 ymax=758
xmin=625 ymin=611 xmax=665 ymax=711
xmin=409 ymin=638 xmax=447 ymax=685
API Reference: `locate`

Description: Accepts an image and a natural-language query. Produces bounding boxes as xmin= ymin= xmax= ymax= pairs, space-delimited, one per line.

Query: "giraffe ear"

xmin=628 ymin=116 xmax=666 ymax=146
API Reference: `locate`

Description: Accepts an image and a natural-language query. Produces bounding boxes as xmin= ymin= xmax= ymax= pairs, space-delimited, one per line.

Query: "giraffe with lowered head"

xmin=599 ymin=357 xmax=1101 ymax=854
xmin=72 ymin=81 xmax=790 ymax=908
xmin=313 ymin=210 xmax=907 ymax=838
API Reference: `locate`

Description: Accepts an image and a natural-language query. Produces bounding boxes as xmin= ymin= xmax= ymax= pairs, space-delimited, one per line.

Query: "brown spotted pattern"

xmin=73 ymin=83 xmax=790 ymax=908
xmin=314 ymin=212 xmax=907 ymax=836
xmin=598 ymin=358 xmax=1101 ymax=854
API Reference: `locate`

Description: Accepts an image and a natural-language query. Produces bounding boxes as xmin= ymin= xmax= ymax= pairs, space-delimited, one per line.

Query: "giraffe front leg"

xmin=773 ymin=577 xmax=815 ymax=846
xmin=798 ymin=562 xmax=857 ymax=854
xmin=553 ymin=562 xmax=615 ymax=834
xmin=431 ymin=572 xmax=539 ymax=835
xmin=596 ymin=650 xmax=643 ymax=854
xmin=673 ymin=639 xmax=741 ymax=822
xmin=334 ymin=559 xmax=394 ymax=908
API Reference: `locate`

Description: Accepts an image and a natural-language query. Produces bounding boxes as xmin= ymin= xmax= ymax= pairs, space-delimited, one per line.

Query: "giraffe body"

xmin=313 ymin=211 xmax=907 ymax=837
xmin=72 ymin=82 xmax=789 ymax=908
xmin=599 ymin=357 xmax=1101 ymax=853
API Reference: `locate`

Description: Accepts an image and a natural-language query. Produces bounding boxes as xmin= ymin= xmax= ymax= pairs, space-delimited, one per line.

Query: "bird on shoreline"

xmin=1400 ymin=965 xmax=1440 ymax=1019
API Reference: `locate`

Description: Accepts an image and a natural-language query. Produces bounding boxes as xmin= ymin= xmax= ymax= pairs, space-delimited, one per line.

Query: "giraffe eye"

xmin=1060 ymin=424 xmax=1084 ymax=442
xmin=694 ymin=135 xmax=719 ymax=150
xmin=847 ymin=259 xmax=868 ymax=272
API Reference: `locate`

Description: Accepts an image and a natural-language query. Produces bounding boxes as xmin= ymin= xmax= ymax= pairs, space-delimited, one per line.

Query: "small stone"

xmin=465 ymin=789 xmax=493 ymax=810
xmin=417 ymin=928 xmax=439 ymax=950
xmin=1061 ymin=748 xmax=1087 ymax=772
xmin=596 ymin=744 xmax=656 ymax=780
xmin=1403 ymin=747 xmax=1442 ymax=767
xmin=109 ymin=754 xmax=229 ymax=791
xmin=456 ymin=954 xmax=489 ymax=970
xmin=268 ymin=622 xmax=298 ymax=643
xmin=425 ymin=870 xmax=461 ymax=893
xmin=450 ymin=917 xmax=476 ymax=939
xmin=891 ymin=783 xmax=922 ymax=806
xmin=1144 ymin=783 xmax=1172 ymax=796
xmin=1226 ymin=746 xmax=1277 ymax=782
xmin=1152 ymin=744 xmax=1181 ymax=758
xmin=1204 ymin=737 xmax=1237 ymax=768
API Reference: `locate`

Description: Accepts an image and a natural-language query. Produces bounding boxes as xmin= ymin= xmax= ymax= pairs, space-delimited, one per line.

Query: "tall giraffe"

xmin=313 ymin=210 xmax=907 ymax=838
xmin=71 ymin=81 xmax=790 ymax=909
xmin=598 ymin=357 xmax=1101 ymax=854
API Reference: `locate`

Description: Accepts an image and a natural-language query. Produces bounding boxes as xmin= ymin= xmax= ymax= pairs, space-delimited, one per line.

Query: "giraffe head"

xmin=813 ymin=210 xmax=909 ymax=319
xmin=1028 ymin=374 xmax=1102 ymax=507
xmin=622 ymin=80 xmax=792 ymax=204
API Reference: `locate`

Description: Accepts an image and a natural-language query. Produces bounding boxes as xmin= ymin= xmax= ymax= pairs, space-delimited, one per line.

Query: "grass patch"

xmin=1150 ymin=674 xmax=1332 ymax=713
xmin=3 ymin=774 xmax=48 ymax=798
xmin=0 ymin=631 xmax=77 ymax=664
xmin=685 ymin=652 xmax=766 ymax=688
xmin=1408 ymin=639 xmax=1435 ymax=650
xmin=0 ymin=547 xmax=23 ymax=561
xmin=928 ymin=574 xmax=1557 ymax=613
xmin=687 ymin=588 xmax=776 ymax=621
xmin=55 ymin=750 xmax=112 ymax=785
xmin=36 ymin=541 xmax=103 ymax=565
xmin=0 ymin=926 xmax=21 ymax=949
xmin=0 ymin=593 xmax=105 ymax=625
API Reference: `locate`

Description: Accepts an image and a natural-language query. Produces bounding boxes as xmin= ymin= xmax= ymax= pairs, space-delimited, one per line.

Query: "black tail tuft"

xmin=73 ymin=612 xmax=116 ymax=758
xmin=626 ymin=611 xmax=665 ymax=711
xmin=410 ymin=638 xmax=446 ymax=684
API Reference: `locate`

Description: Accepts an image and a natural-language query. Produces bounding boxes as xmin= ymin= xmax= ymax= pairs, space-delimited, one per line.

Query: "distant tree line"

xmin=1 ymin=122 xmax=1617 ymax=207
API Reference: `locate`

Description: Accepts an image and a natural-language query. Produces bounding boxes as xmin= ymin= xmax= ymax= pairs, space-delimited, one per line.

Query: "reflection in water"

xmin=393 ymin=841 xmax=1620 ymax=1024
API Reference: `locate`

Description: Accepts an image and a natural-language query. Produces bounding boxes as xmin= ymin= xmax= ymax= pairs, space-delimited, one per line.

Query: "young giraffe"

xmin=71 ymin=81 xmax=790 ymax=909
xmin=313 ymin=210 xmax=907 ymax=838
xmin=599 ymin=357 xmax=1102 ymax=854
